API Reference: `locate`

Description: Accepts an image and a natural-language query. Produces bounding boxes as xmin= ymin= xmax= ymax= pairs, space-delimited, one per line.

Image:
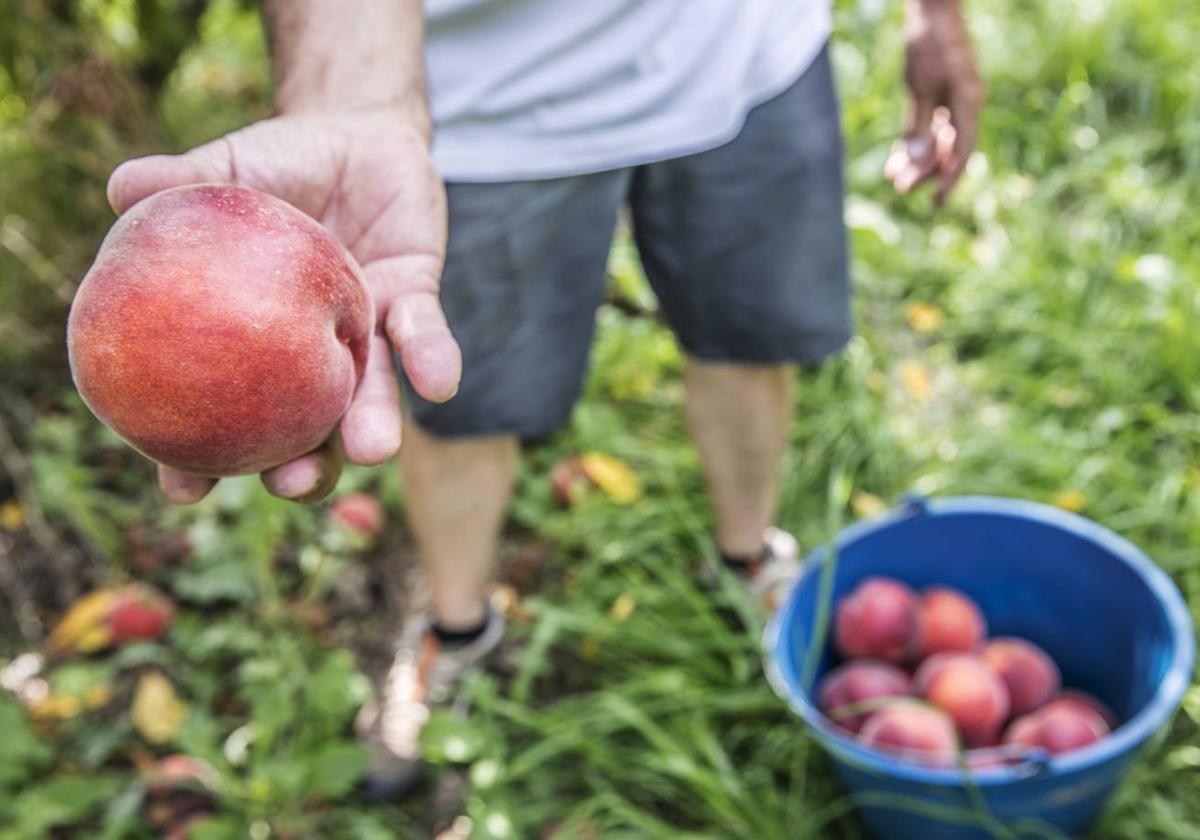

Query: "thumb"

xmin=107 ymin=139 xmax=235 ymax=215
xmin=106 ymin=155 xmax=211 ymax=215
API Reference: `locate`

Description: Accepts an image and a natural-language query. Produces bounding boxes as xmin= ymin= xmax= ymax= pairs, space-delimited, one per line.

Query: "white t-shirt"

xmin=424 ymin=0 xmax=832 ymax=182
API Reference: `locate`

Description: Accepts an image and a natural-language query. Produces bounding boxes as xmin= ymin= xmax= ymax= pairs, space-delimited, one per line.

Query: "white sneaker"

xmin=739 ymin=527 xmax=803 ymax=612
xmin=357 ymin=607 xmax=505 ymax=799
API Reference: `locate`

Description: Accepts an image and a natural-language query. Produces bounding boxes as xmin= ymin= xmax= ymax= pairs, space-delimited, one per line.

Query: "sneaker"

xmin=357 ymin=607 xmax=505 ymax=799
xmin=726 ymin=527 xmax=803 ymax=612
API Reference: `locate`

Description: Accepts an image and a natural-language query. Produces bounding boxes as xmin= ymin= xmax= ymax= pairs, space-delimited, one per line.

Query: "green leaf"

xmin=420 ymin=710 xmax=490 ymax=765
xmin=0 ymin=775 xmax=121 ymax=836
xmin=0 ymin=700 xmax=52 ymax=789
xmin=304 ymin=742 xmax=368 ymax=799
xmin=174 ymin=558 xmax=258 ymax=604
xmin=187 ymin=816 xmax=247 ymax=840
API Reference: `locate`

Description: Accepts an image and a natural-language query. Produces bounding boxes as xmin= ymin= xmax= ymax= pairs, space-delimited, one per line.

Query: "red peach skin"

xmin=916 ymin=652 xmax=1011 ymax=748
xmin=834 ymin=577 xmax=921 ymax=663
xmin=68 ymin=184 xmax=373 ymax=477
xmin=818 ymin=660 xmax=913 ymax=733
xmin=981 ymin=637 xmax=1062 ymax=716
xmin=858 ymin=700 xmax=959 ymax=765
xmin=917 ymin=586 xmax=987 ymax=656
xmin=1004 ymin=699 xmax=1110 ymax=755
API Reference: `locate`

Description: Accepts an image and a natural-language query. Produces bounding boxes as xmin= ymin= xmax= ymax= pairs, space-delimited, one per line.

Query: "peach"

xmin=1003 ymin=700 xmax=1110 ymax=755
xmin=68 ymin=184 xmax=373 ymax=477
xmin=330 ymin=492 xmax=385 ymax=537
xmin=917 ymin=586 xmax=986 ymax=656
xmin=965 ymin=749 xmax=1008 ymax=771
xmin=915 ymin=652 xmax=1011 ymax=747
xmin=107 ymin=583 xmax=175 ymax=643
xmin=858 ymin=700 xmax=958 ymax=765
xmin=981 ymin=638 xmax=1061 ymax=715
xmin=550 ymin=456 xmax=590 ymax=508
xmin=1052 ymin=690 xmax=1118 ymax=730
xmin=834 ymin=577 xmax=920 ymax=663
xmin=818 ymin=660 xmax=912 ymax=733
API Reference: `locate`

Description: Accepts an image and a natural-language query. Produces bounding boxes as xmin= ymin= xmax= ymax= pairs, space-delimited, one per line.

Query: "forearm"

xmin=264 ymin=0 xmax=430 ymax=136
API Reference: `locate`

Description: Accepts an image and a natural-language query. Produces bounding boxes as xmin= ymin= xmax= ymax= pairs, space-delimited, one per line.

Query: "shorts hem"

xmin=679 ymin=331 xmax=853 ymax=367
xmin=408 ymin=409 xmax=574 ymax=443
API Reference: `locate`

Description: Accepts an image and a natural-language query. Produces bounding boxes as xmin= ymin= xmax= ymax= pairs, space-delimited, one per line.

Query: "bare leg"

xmin=399 ymin=420 xmax=518 ymax=629
xmin=683 ymin=357 xmax=794 ymax=558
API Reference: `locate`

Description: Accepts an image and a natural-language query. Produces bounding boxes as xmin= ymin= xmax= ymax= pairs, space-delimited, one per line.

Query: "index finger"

xmin=936 ymin=87 xmax=983 ymax=203
xmin=368 ymin=258 xmax=462 ymax=404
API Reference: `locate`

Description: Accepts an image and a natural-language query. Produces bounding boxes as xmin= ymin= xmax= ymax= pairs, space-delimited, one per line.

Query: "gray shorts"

xmin=406 ymin=45 xmax=850 ymax=439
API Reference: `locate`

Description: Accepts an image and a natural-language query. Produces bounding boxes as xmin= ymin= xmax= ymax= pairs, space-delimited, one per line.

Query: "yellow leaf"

xmin=906 ymin=302 xmax=944 ymax=334
xmin=84 ymin=684 xmax=114 ymax=710
xmin=865 ymin=371 xmax=887 ymax=393
xmin=132 ymin=671 xmax=189 ymax=745
xmin=580 ymin=453 xmax=641 ymax=505
xmin=0 ymin=500 xmax=23 ymax=532
xmin=76 ymin=626 xmax=113 ymax=653
xmin=610 ymin=593 xmax=637 ymax=622
xmin=49 ymin=589 xmax=117 ymax=654
xmin=491 ymin=584 xmax=533 ymax=622
xmin=1051 ymin=489 xmax=1086 ymax=513
xmin=899 ymin=360 xmax=933 ymax=404
xmin=851 ymin=491 xmax=888 ymax=519
xmin=30 ymin=694 xmax=82 ymax=720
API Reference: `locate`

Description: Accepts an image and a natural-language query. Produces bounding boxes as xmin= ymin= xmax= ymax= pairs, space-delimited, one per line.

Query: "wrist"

xmin=274 ymin=87 xmax=433 ymax=145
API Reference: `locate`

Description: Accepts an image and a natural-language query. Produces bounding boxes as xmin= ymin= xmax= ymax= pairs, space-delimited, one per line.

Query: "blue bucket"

xmin=765 ymin=495 xmax=1194 ymax=839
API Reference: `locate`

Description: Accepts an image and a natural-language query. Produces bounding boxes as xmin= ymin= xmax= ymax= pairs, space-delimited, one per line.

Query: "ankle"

xmin=431 ymin=605 xmax=493 ymax=646
xmin=718 ymin=543 xmax=769 ymax=574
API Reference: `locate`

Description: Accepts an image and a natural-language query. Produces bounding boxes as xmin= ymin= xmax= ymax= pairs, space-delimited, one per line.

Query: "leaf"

xmin=1051 ymin=489 xmax=1086 ymax=512
xmin=0 ymin=699 xmax=53 ymax=788
xmin=420 ymin=711 xmax=489 ymax=765
xmin=850 ymin=491 xmax=889 ymax=519
xmin=1 ymin=776 xmax=121 ymax=836
xmin=132 ymin=671 xmax=189 ymax=745
xmin=905 ymin=302 xmax=944 ymax=333
xmin=48 ymin=588 xmax=116 ymax=654
xmin=0 ymin=500 xmax=23 ymax=531
xmin=898 ymin=360 xmax=933 ymax=404
xmin=173 ymin=559 xmax=258 ymax=604
xmin=186 ymin=816 xmax=247 ymax=840
xmin=304 ymin=742 xmax=368 ymax=799
xmin=580 ymin=453 xmax=642 ymax=504
xmin=610 ymin=593 xmax=637 ymax=622
xmin=30 ymin=694 xmax=82 ymax=720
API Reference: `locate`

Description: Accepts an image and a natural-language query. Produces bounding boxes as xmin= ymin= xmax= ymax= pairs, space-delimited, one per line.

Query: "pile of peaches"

xmin=818 ymin=577 xmax=1117 ymax=767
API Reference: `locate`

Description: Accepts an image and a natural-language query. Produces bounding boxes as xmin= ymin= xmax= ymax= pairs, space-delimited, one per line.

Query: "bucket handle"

xmin=901 ymin=492 xmax=931 ymax=517
xmin=978 ymin=747 xmax=1054 ymax=781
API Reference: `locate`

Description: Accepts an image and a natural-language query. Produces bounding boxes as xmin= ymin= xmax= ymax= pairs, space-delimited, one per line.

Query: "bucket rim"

xmin=765 ymin=494 xmax=1196 ymax=786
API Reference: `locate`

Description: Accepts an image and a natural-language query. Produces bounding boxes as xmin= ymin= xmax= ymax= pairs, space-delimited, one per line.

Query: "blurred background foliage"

xmin=1 ymin=0 xmax=1199 ymax=838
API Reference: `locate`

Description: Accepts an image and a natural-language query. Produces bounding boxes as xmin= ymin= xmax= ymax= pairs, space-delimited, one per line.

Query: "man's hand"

xmin=885 ymin=0 xmax=984 ymax=203
xmin=108 ymin=107 xmax=460 ymax=504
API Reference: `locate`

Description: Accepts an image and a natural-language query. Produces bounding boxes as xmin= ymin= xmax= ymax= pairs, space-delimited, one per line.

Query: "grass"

xmin=2 ymin=0 xmax=1199 ymax=837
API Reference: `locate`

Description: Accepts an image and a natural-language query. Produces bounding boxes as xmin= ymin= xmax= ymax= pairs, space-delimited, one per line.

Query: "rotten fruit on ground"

xmin=144 ymin=754 xmax=217 ymax=840
xmin=818 ymin=660 xmax=912 ymax=733
xmin=834 ymin=577 xmax=920 ymax=663
xmin=67 ymin=183 xmax=373 ymax=477
xmin=49 ymin=583 xmax=174 ymax=654
xmin=917 ymin=586 xmax=986 ymax=656
xmin=915 ymin=652 xmax=1011 ymax=747
xmin=550 ymin=456 xmax=590 ymax=508
xmin=981 ymin=637 xmax=1061 ymax=716
xmin=857 ymin=700 xmax=958 ymax=765
xmin=330 ymin=492 xmax=385 ymax=537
